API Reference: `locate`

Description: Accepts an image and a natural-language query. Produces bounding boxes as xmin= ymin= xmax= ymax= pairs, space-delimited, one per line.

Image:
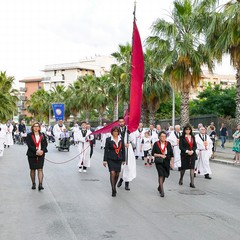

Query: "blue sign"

xmin=52 ymin=103 xmax=64 ymax=121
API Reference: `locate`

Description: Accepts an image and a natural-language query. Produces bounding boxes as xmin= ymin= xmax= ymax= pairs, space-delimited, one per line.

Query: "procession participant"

xmin=53 ymin=120 xmax=66 ymax=147
xmin=103 ymin=126 xmax=125 ymax=197
xmin=134 ymin=123 xmax=144 ymax=160
xmin=26 ymin=122 xmax=48 ymax=191
xmin=0 ymin=124 xmax=6 ymax=157
xmin=156 ymin=124 xmax=162 ymax=135
xmin=4 ymin=120 xmax=14 ymax=148
xmin=100 ymin=123 xmax=108 ymax=149
xmin=117 ymin=116 xmax=136 ymax=191
xmin=152 ymin=131 xmax=174 ymax=197
xmin=195 ymin=127 xmax=213 ymax=179
xmin=77 ymin=121 xmax=94 ymax=173
xmin=179 ymin=124 xmax=197 ymax=188
xmin=87 ymin=123 xmax=95 ymax=158
xmin=72 ymin=123 xmax=81 ymax=145
xmin=149 ymin=124 xmax=158 ymax=144
xmin=40 ymin=123 xmax=47 ymax=135
xmin=167 ymin=125 xmax=181 ymax=170
xmin=18 ymin=120 xmax=26 ymax=144
xmin=209 ymin=125 xmax=217 ymax=159
xmin=140 ymin=131 xmax=153 ymax=166
xmin=232 ymin=125 xmax=240 ymax=164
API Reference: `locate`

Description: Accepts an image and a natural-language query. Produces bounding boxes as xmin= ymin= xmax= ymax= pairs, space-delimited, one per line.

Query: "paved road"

xmin=0 ymin=142 xmax=240 ymax=240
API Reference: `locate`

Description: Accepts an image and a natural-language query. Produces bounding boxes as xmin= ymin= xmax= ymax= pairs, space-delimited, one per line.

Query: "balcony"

xmin=19 ymin=87 xmax=27 ymax=92
xmin=42 ymin=76 xmax=64 ymax=83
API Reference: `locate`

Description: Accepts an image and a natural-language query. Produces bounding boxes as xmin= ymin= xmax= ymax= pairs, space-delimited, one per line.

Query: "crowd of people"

xmin=0 ymin=118 xmax=239 ymax=198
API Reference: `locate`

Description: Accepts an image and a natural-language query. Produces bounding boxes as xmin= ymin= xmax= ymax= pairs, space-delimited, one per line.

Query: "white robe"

xmin=53 ymin=124 xmax=66 ymax=147
xmin=0 ymin=129 xmax=6 ymax=157
xmin=101 ymin=133 xmax=110 ymax=148
xmin=133 ymin=129 xmax=144 ymax=157
xmin=150 ymin=129 xmax=158 ymax=144
xmin=195 ymin=134 xmax=213 ymax=175
xmin=4 ymin=124 xmax=14 ymax=146
xmin=72 ymin=126 xmax=81 ymax=142
xmin=77 ymin=129 xmax=94 ymax=168
xmin=120 ymin=132 xmax=136 ymax=182
xmin=167 ymin=131 xmax=181 ymax=168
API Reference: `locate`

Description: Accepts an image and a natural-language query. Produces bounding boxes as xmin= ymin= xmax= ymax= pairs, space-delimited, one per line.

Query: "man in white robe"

xmin=4 ymin=120 xmax=14 ymax=148
xmin=117 ymin=117 xmax=136 ymax=191
xmin=53 ymin=120 xmax=66 ymax=147
xmin=149 ymin=124 xmax=158 ymax=144
xmin=167 ymin=125 xmax=181 ymax=170
xmin=133 ymin=123 xmax=144 ymax=160
xmin=77 ymin=121 xmax=94 ymax=173
xmin=72 ymin=123 xmax=81 ymax=144
xmin=0 ymin=124 xmax=6 ymax=157
xmin=195 ymin=127 xmax=213 ymax=179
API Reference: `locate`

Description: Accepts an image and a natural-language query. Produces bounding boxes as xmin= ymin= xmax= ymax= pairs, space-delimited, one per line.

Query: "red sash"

xmin=31 ymin=134 xmax=43 ymax=163
xmin=113 ymin=141 xmax=122 ymax=158
xmin=157 ymin=141 xmax=168 ymax=154
xmin=185 ymin=136 xmax=193 ymax=150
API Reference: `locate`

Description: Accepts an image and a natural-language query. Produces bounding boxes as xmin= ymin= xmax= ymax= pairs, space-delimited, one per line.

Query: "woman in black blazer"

xmin=179 ymin=124 xmax=197 ymax=188
xmin=152 ymin=131 xmax=174 ymax=197
xmin=103 ymin=126 xmax=125 ymax=197
xmin=26 ymin=122 xmax=48 ymax=191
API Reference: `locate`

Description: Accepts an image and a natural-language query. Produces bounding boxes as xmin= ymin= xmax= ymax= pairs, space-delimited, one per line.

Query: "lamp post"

xmin=172 ymin=88 xmax=175 ymax=127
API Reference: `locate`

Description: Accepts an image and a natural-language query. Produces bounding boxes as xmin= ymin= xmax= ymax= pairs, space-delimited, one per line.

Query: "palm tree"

xmin=27 ymin=89 xmax=50 ymax=122
xmin=143 ymin=49 xmax=172 ymax=124
xmin=147 ymin=0 xmax=213 ymax=126
xmin=204 ymin=0 xmax=240 ymax=123
xmin=0 ymin=71 xmax=18 ymax=121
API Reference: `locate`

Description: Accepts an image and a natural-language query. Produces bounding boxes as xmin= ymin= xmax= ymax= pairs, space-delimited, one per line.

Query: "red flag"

xmin=91 ymin=110 xmax=129 ymax=135
xmin=128 ymin=20 xmax=144 ymax=133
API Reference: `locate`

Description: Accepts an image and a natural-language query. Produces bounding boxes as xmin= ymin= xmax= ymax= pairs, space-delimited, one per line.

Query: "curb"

xmin=210 ymin=158 xmax=240 ymax=167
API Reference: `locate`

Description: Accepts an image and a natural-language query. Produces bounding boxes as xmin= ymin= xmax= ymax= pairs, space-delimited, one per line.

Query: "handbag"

xmin=154 ymin=157 xmax=164 ymax=164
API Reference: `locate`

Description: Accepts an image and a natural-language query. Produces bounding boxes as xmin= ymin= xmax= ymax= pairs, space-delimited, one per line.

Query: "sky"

xmin=0 ymin=0 xmax=235 ymax=84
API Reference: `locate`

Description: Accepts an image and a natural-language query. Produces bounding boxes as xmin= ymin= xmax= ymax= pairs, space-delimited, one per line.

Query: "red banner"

xmin=128 ymin=20 xmax=144 ymax=133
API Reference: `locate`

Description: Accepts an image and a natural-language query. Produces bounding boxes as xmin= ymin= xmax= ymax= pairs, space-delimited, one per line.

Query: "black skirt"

xmin=107 ymin=159 xmax=122 ymax=172
xmin=180 ymin=155 xmax=196 ymax=170
xmin=155 ymin=159 xmax=170 ymax=177
xmin=28 ymin=156 xmax=45 ymax=170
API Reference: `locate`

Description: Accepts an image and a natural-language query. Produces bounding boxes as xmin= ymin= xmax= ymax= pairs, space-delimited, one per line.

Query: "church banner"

xmin=52 ymin=103 xmax=64 ymax=121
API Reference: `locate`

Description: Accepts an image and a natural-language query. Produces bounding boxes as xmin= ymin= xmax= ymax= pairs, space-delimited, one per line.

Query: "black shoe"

xmin=112 ymin=190 xmax=117 ymax=197
xmin=160 ymin=191 xmax=165 ymax=197
xmin=125 ymin=182 xmax=130 ymax=191
xmin=179 ymin=179 xmax=183 ymax=185
xmin=38 ymin=184 xmax=44 ymax=191
xmin=205 ymin=174 xmax=212 ymax=179
xmin=190 ymin=183 xmax=195 ymax=188
xmin=178 ymin=167 xmax=181 ymax=171
xmin=32 ymin=183 xmax=36 ymax=190
xmin=135 ymin=156 xmax=138 ymax=159
xmin=142 ymin=157 xmax=144 ymax=160
xmin=194 ymin=173 xmax=196 ymax=177
xmin=117 ymin=178 xmax=123 ymax=188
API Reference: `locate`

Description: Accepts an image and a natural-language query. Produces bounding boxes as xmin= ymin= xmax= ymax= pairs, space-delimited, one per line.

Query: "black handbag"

xmin=154 ymin=157 xmax=164 ymax=164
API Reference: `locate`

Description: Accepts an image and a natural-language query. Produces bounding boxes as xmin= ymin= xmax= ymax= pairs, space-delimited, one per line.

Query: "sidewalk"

xmin=210 ymin=140 xmax=240 ymax=167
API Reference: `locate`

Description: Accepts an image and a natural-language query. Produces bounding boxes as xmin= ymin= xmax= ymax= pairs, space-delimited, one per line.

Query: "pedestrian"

xmin=117 ymin=116 xmax=136 ymax=191
xmin=152 ymin=131 xmax=174 ymax=197
xmin=18 ymin=120 xmax=27 ymax=144
xmin=179 ymin=124 xmax=197 ymax=188
xmin=134 ymin=123 xmax=144 ymax=160
xmin=219 ymin=123 xmax=228 ymax=148
xmin=3 ymin=120 xmax=14 ymax=148
xmin=26 ymin=122 xmax=48 ymax=191
xmin=167 ymin=125 xmax=181 ymax=170
xmin=103 ymin=126 xmax=125 ymax=197
xmin=207 ymin=122 xmax=216 ymax=135
xmin=87 ymin=123 xmax=95 ymax=158
xmin=77 ymin=121 xmax=94 ymax=173
xmin=195 ymin=127 xmax=213 ymax=179
xmin=140 ymin=131 xmax=153 ymax=166
xmin=232 ymin=125 xmax=240 ymax=164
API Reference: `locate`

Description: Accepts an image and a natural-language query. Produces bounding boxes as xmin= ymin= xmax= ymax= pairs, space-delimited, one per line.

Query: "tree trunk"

xmin=149 ymin=107 xmax=155 ymax=125
xmin=141 ymin=104 xmax=147 ymax=126
xmin=180 ymin=92 xmax=190 ymax=127
xmin=123 ymin=102 xmax=128 ymax=116
xmin=98 ymin=112 xmax=103 ymax=126
xmin=235 ymin=66 xmax=240 ymax=124
xmin=85 ymin=109 xmax=90 ymax=123
xmin=113 ymin=97 xmax=118 ymax=121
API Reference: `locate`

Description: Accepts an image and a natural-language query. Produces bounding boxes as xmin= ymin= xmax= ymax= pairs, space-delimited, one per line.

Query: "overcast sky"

xmin=0 ymin=0 xmax=235 ymax=83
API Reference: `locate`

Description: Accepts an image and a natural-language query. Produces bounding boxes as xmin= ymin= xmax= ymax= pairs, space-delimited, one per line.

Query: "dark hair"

xmin=182 ymin=124 xmax=193 ymax=136
xmin=158 ymin=130 xmax=167 ymax=138
xmin=31 ymin=122 xmax=41 ymax=133
xmin=81 ymin=121 xmax=87 ymax=125
xmin=111 ymin=126 xmax=120 ymax=135
xmin=118 ymin=116 xmax=124 ymax=121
